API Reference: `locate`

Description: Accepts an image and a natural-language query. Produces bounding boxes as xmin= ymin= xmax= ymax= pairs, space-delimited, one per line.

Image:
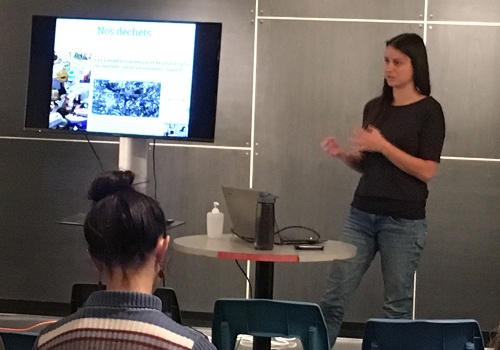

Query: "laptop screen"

xmin=221 ymin=186 xmax=266 ymax=242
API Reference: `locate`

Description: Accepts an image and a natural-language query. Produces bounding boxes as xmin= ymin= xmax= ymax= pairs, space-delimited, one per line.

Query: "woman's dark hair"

xmin=364 ymin=33 xmax=430 ymax=128
xmin=84 ymin=170 xmax=167 ymax=271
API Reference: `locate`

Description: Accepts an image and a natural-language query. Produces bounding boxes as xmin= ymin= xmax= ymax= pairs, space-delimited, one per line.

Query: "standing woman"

xmin=319 ymin=33 xmax=445 ymax=346
xmin=35 ymin=170 xmax=216 ymax=350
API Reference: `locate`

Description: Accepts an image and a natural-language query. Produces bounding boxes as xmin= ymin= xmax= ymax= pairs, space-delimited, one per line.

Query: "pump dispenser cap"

xmin=211 ymin=202 xmax=220 ymax=213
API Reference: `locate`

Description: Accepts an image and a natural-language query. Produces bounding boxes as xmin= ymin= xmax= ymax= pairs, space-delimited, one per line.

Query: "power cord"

xmin=230 ymin=219 xmax=321 ymax=245
xmin=84 ymin=134 xmax=104 ymax=171
xmin=234 ymin=260 xmax=253 ymax=298
xmin=0 ymin=320 xmax=57 ymax=332
xmin=274 ymin=225 xmax=322 ymax=245
xmin=230 ymin=228 xmax=254 ymax=243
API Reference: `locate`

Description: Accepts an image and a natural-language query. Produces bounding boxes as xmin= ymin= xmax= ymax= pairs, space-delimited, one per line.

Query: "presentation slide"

xmin=49 ymin=18 xmax=196 ymax=137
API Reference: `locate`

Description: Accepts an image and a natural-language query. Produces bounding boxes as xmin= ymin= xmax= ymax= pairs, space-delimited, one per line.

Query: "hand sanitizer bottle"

xmin=207 ymin=202 xmax=224 ymax=238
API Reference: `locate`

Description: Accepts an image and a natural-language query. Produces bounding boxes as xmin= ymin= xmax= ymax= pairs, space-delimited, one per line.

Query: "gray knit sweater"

xmin=34 ymin=290 xmax=216 ymax=350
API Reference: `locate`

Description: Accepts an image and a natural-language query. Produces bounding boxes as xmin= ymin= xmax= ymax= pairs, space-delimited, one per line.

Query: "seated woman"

xmin=35 ymin=170 xmax=216 ymax=350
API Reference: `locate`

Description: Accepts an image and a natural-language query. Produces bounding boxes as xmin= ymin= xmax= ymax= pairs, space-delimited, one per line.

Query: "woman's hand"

xmin=320 ymin=136 xmax=344 ymax=157
xmin=351 ymin=125 xmax=389 ymax=153
xmin=321 ymin=135 xmax=364 ymax=173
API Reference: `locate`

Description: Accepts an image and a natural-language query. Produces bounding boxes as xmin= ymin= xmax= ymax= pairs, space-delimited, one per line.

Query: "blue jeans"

xmin=320 ymin=207 xmax=427 ymax=346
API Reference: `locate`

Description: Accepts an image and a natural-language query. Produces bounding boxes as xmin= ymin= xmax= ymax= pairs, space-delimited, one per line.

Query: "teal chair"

xmin=212 ymin=298 xmax=330 ymax=350
xmin=362 ymin=318 xmax=485 ymax=350
xmin=0 ymin=331 xmax=38 ymax=350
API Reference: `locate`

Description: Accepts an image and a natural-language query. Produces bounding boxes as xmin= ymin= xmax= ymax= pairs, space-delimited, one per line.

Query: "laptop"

xmin=222 ymin=186 xmax=321 ymax=245
xmin=221 ymin=186 xmax=266 ymax=242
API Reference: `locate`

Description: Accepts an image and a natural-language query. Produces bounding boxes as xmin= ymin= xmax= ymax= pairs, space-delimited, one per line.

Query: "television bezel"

xmin=24 ymin=15 xmax=222 ymax=142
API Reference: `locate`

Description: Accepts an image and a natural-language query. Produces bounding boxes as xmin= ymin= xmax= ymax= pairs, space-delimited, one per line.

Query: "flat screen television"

xmin=25 ymin=15 xmax=222 ymax=142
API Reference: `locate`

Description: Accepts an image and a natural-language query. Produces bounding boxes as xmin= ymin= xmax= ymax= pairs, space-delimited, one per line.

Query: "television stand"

xmin=57 ymin=136 xmax=178 ymax=226
xmin=119 ymin=137 xmax=148 ymax=194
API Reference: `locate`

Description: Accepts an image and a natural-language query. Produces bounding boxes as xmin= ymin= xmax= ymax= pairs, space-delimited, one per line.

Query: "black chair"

xmin=153 ymin=287 xmax=182 ymax=324
xmin=70 ymin=283 xmax=105 ymax=313
xmin=362 ymin=318 xmax=485 ymax=350
xmin=70 ymin=283 xmax=182 ymax=324
xmin=0 ymin=331 xmax=38 ymax=350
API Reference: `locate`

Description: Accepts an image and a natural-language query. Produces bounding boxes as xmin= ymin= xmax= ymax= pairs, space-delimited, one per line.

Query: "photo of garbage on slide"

xmin=92 ymin=80 xmax=161 ymax=118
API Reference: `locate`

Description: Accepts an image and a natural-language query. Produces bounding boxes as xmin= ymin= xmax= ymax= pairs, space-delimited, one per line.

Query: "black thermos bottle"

xmin=255 ymin=192 xmax=276 ymax=250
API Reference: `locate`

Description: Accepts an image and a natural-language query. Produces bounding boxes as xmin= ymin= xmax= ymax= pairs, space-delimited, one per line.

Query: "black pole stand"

xmin=253 ymin=261 xmax=274 ymax=350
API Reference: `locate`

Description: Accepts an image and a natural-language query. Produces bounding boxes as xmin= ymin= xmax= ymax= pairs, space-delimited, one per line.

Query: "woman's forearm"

xmin=379 ymin=141 xmax=438 ymax=182
xmin=338 ymin=152 xmax=364 ymax=173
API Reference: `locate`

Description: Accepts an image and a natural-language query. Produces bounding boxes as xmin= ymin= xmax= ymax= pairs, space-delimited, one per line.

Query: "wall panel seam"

xmin=256 ymin=16 xmax=500 ymax=27
xmin=257 ymin=16 xmax=423 ymax=24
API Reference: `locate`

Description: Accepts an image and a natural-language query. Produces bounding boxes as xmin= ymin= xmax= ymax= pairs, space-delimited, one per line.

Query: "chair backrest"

xmin=362 ymin=318 xmax=485 ymax=350
xmin=70 ymin=283 xmax=182 ymax=324
xmin=153 ymin=287 xmax=182 ymax=324
xmin=212 ymin=298 xmax=330 ymax=350
xmin=0 ymin=331 xmax=38 ymax=350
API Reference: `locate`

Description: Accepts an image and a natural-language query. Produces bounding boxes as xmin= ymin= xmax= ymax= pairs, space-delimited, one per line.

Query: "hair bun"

xmin=88 ymin=170 xmax=135 ymax=202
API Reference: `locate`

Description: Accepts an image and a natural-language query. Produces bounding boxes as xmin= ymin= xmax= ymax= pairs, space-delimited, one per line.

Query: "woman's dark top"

xmin=352 ymin=96 xmax=445 ymax=220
